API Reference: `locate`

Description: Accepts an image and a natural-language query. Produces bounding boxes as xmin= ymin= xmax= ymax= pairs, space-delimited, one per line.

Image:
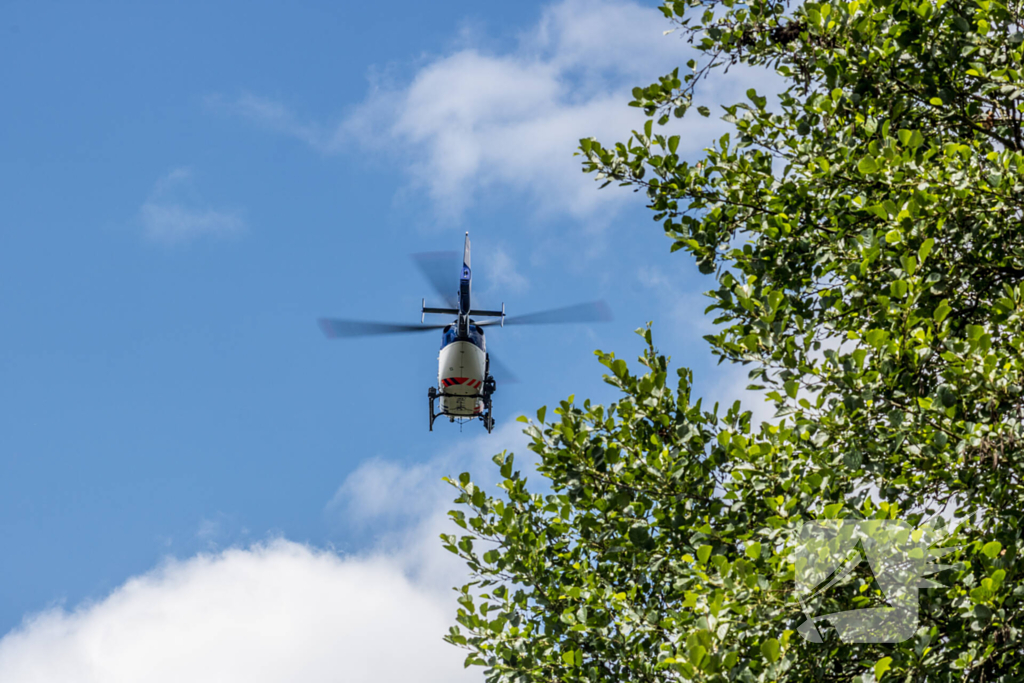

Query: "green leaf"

xmin=760 ymin=638 xmax=780 ymax=663
xmin=537 ymin=406 xmax=546 ymax=424
xmin=745 ymin=542 xmax=762 ymax=560
xmin=823 ymin=502 xmax=844 ymax=518
xmin=918 ymin=238 xmax=934 ymax=263
xmin=934 ymin=300 xmax=952 ymax=323
xmin=971 ymin=585 xmax=992 ymax=602
xmin=858 ymin=157 xmax=879 ymax=174
xmin=668 ymin=135 xmax=680 ymax=153
xmin=875 ymin=656 xmax=893 ymax=680
xmin=697 ymin=545 xmax=712 ymax=565
xmin=982 ymin=541 xmax=1003 ymax=559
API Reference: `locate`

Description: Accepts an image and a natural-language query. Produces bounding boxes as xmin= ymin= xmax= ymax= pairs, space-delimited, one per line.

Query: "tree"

xmin=443 ymin=0 xmax=1024 ymax=680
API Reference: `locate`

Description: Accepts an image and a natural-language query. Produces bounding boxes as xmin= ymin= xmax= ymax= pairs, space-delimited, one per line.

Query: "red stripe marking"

xmin=442 ymin=377 xmax=486 ymax=388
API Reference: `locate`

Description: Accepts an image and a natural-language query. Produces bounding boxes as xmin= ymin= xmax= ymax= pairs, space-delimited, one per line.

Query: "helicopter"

xmin=318 ymin=233 xmax=611 ymax=433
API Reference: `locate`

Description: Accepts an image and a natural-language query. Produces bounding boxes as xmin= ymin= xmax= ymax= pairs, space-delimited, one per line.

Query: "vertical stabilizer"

xmin=459 ymin=232 xmax=472 ymax=314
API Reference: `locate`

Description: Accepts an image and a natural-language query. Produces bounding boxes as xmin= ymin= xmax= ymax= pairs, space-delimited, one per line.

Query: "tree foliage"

xmin=444 ymin=0 xmax=1024 ymax=680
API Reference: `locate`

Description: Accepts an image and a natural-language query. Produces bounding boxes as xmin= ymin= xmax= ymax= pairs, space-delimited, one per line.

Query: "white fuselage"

xmin=438 ymin=340 xmax=486 ymax=417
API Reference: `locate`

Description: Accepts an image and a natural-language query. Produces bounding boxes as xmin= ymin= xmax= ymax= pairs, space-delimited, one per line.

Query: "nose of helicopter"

xmin=438 ymin=340 xmax=486 ymax=416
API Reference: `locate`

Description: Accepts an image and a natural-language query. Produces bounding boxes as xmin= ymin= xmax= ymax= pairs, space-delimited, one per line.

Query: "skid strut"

xmin=428 ymin=386 xmax=437 ymax=431
xmin=428 ymin=376 xmax=496 ymax=432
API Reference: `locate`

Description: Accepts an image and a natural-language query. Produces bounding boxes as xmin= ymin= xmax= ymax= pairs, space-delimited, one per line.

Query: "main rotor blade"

xmin=318 ymin=318 xmax=447 ymax=339
xmin=482 ymin=300 xmax=613 ymax=327
xmin=487 ymin=352 xmax=519 ymax=384
xmin=411 ymin=251 xmax=459 ymax=309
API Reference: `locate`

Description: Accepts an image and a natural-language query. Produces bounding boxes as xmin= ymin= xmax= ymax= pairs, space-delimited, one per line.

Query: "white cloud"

xmin=327 ymin=419 xmax=531 ymax=591
xmin=0 ymin=420 xmax=531 ymax=683
xmin=215 ymin=0 xmax=771 ymax=221
xmin=0 ymin=542 xmax=474 ymax=683
xmin=328 ymin=419 xmax=529 ymax=534
xmin=195 ymin=517 xmax=222 ymax=543
xmin=205 ymin=94 xmax=329 ymax=149
xmin=636 ymin=264 xmax=716 ymax=338
xmin=139 ymin=168 xmax=244 ymax=245
xmin=705 ymin=363 xmax=779 ymax=427
xmin=481 ymin=247 xmax=529 ymax=295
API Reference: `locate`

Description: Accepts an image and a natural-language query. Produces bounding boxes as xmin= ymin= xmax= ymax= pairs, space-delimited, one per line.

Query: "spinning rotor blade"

xmin=482 ymin=300 xmax=613 ymax=327
xmin=487 ymin=352 xmax=519 ymax=384
xmin=411 ymin=251 xmax=459 ymax=309
xmin=318 ymin=318 xmax=446 ymax=339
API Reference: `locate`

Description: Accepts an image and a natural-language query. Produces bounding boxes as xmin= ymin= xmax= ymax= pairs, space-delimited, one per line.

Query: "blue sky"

xmin=0 ymin=1 xmax=771 ymax=679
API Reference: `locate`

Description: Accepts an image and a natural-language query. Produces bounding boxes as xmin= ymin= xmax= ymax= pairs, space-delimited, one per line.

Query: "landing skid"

xmin=428 ymin=382 xmax=494 ymax=433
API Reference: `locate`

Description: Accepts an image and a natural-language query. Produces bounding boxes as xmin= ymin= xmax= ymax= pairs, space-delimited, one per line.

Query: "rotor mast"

xmin=457 ymin=232 xmax=472 ymax=336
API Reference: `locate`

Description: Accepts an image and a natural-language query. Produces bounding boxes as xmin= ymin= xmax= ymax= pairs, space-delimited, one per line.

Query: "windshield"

xmin=440 ymin=325 xmax=486 ymax=351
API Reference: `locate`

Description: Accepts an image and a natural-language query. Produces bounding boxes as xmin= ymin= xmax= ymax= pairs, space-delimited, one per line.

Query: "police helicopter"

xmin=317 ymin=233 xmax=611 ymax=433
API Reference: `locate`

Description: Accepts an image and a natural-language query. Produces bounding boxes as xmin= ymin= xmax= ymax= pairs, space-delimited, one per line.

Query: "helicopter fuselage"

xmin=437 ymin=324 xmax=487 ymax=417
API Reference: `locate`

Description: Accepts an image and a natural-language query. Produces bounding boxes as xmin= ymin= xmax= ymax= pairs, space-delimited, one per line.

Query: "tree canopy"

xmin=444 ymin=0 xmax=1024 ymax=680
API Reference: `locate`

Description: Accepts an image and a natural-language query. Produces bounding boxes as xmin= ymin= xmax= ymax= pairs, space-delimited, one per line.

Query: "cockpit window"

xmin=440 ymin=323 xmax=486 ymax=351
xmin=469 ymin=325 xmax=485 ymax=351
xmin=441 ymin=326 xmax=457 ymax=348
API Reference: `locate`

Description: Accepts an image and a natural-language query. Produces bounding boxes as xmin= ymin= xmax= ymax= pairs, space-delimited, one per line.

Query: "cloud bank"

xmin=213 ymin=0 xmax=762 ymax=220
xmin=0 ymin=422 xmax=529 ymax=683
xmin=0 ymin=542 xmax=473 ymax=683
